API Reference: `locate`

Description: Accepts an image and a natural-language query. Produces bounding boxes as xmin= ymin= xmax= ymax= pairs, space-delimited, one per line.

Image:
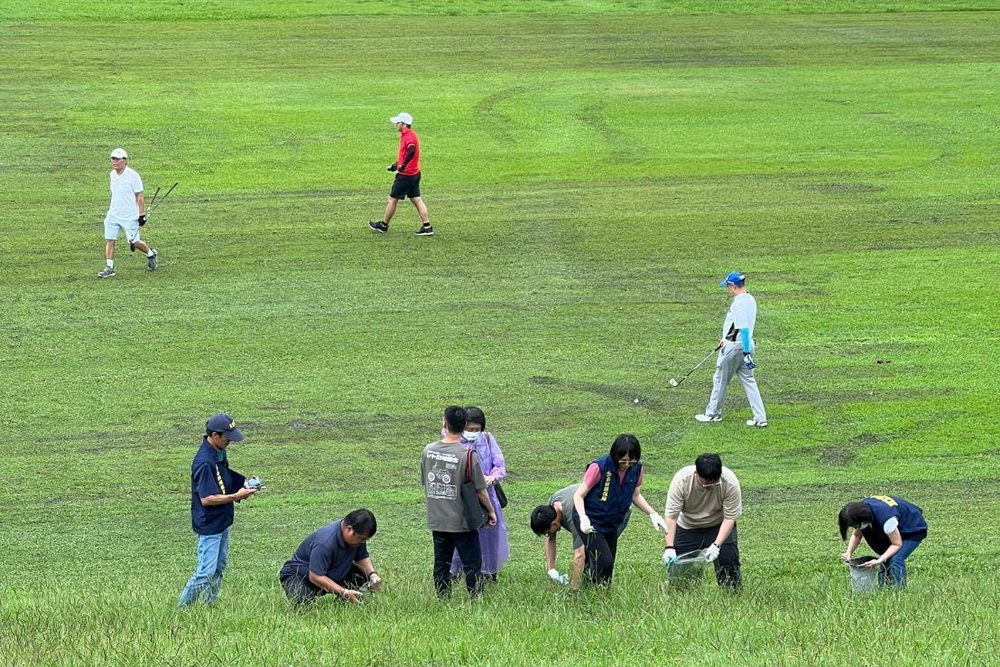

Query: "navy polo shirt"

xmin=282 ymin=519 xmax=370 ymax=584
xmin=190 ymin=439 xmax=246 ymax=535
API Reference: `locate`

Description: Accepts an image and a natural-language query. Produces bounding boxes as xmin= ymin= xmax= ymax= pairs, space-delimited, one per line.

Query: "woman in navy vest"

xmin=572 ymin=434 xmax=666 ymax=586
xmin=839 ymin=495 xmax=928 ymax=588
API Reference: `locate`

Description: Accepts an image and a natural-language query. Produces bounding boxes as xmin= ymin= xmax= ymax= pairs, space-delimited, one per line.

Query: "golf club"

xmin=667 ymin=344 xmax=722 ymax=387
xmin=148 ymin=181 xmax=178 ymax=214
xmin=147 ymin=186 xmax=162 ymax=211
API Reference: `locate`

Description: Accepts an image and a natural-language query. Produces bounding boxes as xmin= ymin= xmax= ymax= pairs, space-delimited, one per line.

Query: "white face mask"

xmin=463 ymin=431 xmax=480 ymax=442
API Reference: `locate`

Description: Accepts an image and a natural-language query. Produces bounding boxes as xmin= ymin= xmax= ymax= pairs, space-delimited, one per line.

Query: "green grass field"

xmin=2 ymin=1 xmax=999 ymax=664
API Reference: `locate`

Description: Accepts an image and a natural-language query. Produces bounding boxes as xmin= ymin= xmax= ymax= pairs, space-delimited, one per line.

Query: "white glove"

xmin=705 ymin=543 xmax=720 ymax=563
xmin=367 ymin=572 xmax=382 ymax=589
xmin=662 ymin=548 xmax=677 ymax=566
xmin=649 ymin=512 xmax=667 ymax=532
xmin=547 ymin=568 xmax=569 ymax=585
xmin=579 ymin=515 xmax=593 ymax=534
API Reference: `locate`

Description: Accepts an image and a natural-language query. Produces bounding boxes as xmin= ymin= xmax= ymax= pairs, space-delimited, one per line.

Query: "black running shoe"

xmin=415 ymin=225 xmax=434 ymax=236
xmin=368 ymin=221 xmax=389 ymax=233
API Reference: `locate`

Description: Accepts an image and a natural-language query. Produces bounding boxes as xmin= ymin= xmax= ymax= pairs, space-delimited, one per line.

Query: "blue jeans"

xmin=879 ymin=539 xmax=921 ymax=589
xmin=178 ymin=528 xmax=230 ymax=607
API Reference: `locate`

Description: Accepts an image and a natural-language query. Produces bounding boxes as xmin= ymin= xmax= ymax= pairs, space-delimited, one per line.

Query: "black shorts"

xmin=390 ymin=172 xmax=421 ymax=200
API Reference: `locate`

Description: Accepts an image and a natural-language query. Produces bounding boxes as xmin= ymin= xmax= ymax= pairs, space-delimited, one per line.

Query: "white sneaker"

xmin=746 ymin=419 xmax=768 ymax=428
xmin=695 ymin=414 xmax=721 ymax=423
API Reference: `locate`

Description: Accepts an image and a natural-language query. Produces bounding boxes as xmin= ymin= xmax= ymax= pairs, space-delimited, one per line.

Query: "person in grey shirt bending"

xmin=530 ymin=484 xmax=586 ymax=589
xmin=530 ymin=484 xmax=634 ymax=590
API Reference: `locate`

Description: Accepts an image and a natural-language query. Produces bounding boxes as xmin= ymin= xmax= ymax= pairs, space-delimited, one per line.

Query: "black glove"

xmin=138 ymin=214 xmax=147 ymax=227
xmin=386 ymin=163 xmax=398 ymax=172
xmin=744 ymin=354 xmax=756 ymax=370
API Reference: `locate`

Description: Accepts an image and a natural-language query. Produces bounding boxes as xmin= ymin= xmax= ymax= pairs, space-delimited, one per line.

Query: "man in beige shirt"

xmin=661 ymin=453 xmax=742 ymax=589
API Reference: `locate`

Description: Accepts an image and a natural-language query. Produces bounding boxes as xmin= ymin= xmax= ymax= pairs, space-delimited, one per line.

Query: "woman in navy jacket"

xmin=839 ymin=495 xmax=928 ymax=588
xmin=572 ymin=434 xmax=665 ymax=586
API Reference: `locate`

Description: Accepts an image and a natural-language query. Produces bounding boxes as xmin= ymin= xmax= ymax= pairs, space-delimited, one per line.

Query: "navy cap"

xmin=719 ymin=271 xmax=746 ymax=288
xmin=205 ymin=413 xmax=245 ymax=442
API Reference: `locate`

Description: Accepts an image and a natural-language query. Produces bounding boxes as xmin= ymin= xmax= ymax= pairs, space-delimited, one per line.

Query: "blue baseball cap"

xmin=205 ymin=413 xmax=245 ymax=442
xmin=719 ymin=271 xmax=746 ymax=288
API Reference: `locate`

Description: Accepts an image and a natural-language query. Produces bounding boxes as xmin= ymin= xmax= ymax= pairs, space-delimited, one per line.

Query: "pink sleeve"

xmin=583 ymin=463 xmax=602 ymax=487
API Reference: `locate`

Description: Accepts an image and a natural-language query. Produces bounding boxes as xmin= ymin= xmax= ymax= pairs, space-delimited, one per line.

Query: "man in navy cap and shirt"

xmin=178 ymin=413 xmax=258 ymax=607
xmin=278 ymin=509 xmax=382 ymax=604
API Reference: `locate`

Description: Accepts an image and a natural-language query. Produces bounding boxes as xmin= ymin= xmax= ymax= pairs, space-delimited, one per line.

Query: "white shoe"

xmin=694 ymin=414 xmax=721 ymax=423
xmin=746 ymin=419 xmax=768 ymax=428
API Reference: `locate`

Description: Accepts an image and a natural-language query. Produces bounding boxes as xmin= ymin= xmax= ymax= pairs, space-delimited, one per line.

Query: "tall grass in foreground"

xmin=2 ymin=564 xmax=997 ymax=665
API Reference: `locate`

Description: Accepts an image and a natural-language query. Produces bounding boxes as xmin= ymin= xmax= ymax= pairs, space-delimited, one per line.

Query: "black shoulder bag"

xmin=460 ymin=448 xmax=487 ymax=530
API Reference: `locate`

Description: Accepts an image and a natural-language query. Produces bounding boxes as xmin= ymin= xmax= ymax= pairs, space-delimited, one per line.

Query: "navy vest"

xmin=861 ymin=495 xmax=928 ymax=551
xmin=583 ymin=455 xmax=641 ymax=533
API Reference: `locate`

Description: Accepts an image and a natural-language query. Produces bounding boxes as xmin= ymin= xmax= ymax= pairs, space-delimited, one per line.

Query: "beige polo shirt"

xmin=665 ymin=465 xmax=742 ymax=529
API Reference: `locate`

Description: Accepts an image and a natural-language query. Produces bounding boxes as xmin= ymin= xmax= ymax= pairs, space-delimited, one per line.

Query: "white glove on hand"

xmin=547 ymin=568 xmax=569 ymax=585
xmin=705 ymin=543 xmax=721 ymax=563
xmin=649 ymin=512 xmax=667 ymax=532
xmin=662 ymin=548 xmax=677 ymax=566
xmin=367 ymin=572 xmax=382 ymax=589
xmin=579 ymin=515 xmax=593 ymax=534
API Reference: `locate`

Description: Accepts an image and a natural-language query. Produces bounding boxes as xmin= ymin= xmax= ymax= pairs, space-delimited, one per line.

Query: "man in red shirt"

xmin=369 ymin=112 xmax=433 ymax=236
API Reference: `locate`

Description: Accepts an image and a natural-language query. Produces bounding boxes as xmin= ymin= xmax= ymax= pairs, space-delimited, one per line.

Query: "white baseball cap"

xmin=110 ymin=148 xmax=128 ymax=159
xmin=390 ymin=112 xmax=413 ymax=125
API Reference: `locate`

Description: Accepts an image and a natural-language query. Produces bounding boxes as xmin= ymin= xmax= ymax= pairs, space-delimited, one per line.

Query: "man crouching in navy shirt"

xmin=279 ymin=509 xmax=381 ymax=604
xmin=178 ymin=413 xmax=259 ymax=607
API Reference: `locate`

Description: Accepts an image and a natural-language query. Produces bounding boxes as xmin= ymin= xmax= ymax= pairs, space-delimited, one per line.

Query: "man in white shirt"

xmin=695 ymin=271 xmax=767 ymax=427
xmin=98 ymin=148 xmax=157 ymax=278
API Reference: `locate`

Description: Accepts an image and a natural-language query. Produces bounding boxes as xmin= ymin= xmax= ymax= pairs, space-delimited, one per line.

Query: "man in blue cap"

xmin=695 ymin=272 xmax=768 ymax=427
xmin=178 ymin=413 xmax=259 ymax=607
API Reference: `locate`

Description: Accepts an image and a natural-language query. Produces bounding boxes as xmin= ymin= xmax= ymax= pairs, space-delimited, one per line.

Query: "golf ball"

xmin=633 ymin=398 xmax=640 ymax=404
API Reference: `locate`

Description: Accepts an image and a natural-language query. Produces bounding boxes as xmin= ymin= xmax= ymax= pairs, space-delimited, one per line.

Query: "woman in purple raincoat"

xmin=450 ymin=406 xmax=510 ymax=579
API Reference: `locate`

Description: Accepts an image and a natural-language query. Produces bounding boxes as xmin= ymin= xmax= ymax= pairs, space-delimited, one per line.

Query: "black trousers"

xmin=278 ymin=563 xmax=367 ymax=604
xmin=432 ymin=530 xmax=482 ymax=597
xmin=674 ymin=523 xmax=741 ymax=589
xmin=573 ymin=513 xmax=620 ymax=586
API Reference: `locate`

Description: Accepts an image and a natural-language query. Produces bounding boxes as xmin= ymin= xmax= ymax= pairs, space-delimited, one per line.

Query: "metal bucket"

xmin=846 ymin=556 xmax=879 ymax=592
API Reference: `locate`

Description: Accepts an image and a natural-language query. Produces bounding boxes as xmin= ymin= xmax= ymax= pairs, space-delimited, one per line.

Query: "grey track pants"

xmin=704 ymin=344 xmax=767 ymax=422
